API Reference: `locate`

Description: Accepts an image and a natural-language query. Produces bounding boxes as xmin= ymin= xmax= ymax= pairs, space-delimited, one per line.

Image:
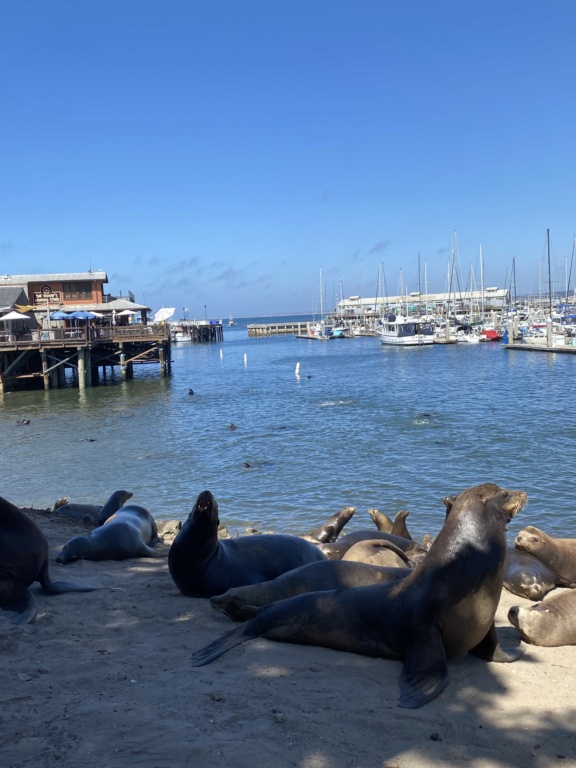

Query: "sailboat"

xmin=296 ymin=268 xmax=333 ymax=341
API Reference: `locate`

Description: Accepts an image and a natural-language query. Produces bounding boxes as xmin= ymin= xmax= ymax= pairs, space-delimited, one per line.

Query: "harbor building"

xmin=0 ymin=271 xmax=171 ymax=392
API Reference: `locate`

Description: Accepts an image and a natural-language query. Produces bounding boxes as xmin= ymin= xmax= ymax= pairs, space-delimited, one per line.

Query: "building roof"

xmin=30 ymin=298 xmax=151 ymax=314
xmin=0 ymin=271 xmax=108 ymax=285
xmin=0 ymin=285 xmax=29 ymax=308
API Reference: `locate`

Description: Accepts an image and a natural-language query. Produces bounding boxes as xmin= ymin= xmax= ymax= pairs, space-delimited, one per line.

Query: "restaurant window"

xmin=63 ymin=282 xmax=92 ymax=300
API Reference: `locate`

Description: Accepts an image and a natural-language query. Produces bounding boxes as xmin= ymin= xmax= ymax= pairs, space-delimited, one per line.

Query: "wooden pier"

xmin=0 ymin=325 xmax=171 ymax=392
xmin=247 ymin=321 xmax=313 ymax=337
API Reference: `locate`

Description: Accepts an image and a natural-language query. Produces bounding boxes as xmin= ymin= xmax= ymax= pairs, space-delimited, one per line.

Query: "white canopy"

xmin=0 ymin=310 xmax=31 ymax=321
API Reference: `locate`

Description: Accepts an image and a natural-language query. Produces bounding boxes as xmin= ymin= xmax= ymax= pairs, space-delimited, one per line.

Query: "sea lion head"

xmin=56 ymin=536 xmax=91 ymax=564
xmin=515 ymin=525 xmax=545 ymax=553
xmin=191 ymin=490 xmax=219 ymax=527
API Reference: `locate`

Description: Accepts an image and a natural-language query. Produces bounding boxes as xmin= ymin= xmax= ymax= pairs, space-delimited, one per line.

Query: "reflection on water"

xmin=1 ymin=329 xmax=574 ymax=540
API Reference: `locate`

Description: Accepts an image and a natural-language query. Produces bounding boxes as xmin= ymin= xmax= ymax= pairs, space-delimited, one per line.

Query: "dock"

xmin=504 ymin=343 xmax=576 ymax=354
xmin=248 ymin=321 xmax=314 ymax=337
xmin=0 ymin=325 xmax=171 ymax=392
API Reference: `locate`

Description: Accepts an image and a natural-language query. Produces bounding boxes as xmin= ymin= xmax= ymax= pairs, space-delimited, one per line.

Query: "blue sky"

xmin=2 ymin=1 xmax=575 ymax=318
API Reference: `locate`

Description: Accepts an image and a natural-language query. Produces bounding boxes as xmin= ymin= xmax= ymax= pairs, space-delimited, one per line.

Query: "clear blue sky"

xmin=2 ymin=1 xmax=575 ymax=318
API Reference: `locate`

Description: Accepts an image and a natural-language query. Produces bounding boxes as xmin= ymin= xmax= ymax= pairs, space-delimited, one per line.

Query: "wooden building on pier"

xmin=0 ymin=271 xmax=171 ymax=392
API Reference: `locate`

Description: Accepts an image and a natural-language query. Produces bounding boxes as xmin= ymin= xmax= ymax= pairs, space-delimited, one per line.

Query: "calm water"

xmin=1 ymin=316 xmax=575 ymax=541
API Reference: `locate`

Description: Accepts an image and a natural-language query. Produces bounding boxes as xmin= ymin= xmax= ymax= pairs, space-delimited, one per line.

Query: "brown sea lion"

xmin=369 ymin=509 xmax=412 ymax=539
xmin=0 ymin=498 xmax=96 ymax=624
xmin=168 ymin=490 xmax=326 ymax=598
xmin=508 ymin=589 xmax=576 ymax=646
xmin=515 ymin=525 xmax=576 ymax=582
xmin=301 ymin=506 xmax=356 ymax=543
xmin=503 ymin=545 xmax=574 ymax=601
xmin=342 ymin=539 xmax=415 ymax=568
xmin=191 ymin=483 xmax=527 ymax=708
xmin=319 ymin=530 xmax=426 ymax=563
xmin=210 ymin=560 xmax=412 ymax=621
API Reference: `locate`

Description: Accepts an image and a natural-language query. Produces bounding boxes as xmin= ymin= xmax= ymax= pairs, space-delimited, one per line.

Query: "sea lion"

xmin=319 ymin=530 xmax=426 ymax=563
xmin=210 ymin=560 xmax=412 ymax=621
xmin=0 ymin=497 xmax=96 ymax=624
xmin=368 ymin=509 xmax=394 ymax=532
xmin=342 ymin=539 xmax=415 ymax=568
xmin=515 ymin=526 xmax=576 ymax=582
xmin=54 ymin=489 xmax=133 ymax=526
xmin=368 ymin=508 xmax=412 ymax=539
xmin=96 ymin=489 xmax=134 ymax=526
xmin=301 ymin=506 xmax=356 ymax=543
xmin=508 ymin=589 xmax=576 ymax=646
xmin=191 ymin=483 xmax=527 ymax=708
xmin=503 ymin=545 xmax=574 ymax=601
xmin=168 ymin=490 xmax=326 ymax=598
xmin=54 ymin=502 xmax=102 ymax=524
xmin=56 ymin=504 xmax=162 ymax=564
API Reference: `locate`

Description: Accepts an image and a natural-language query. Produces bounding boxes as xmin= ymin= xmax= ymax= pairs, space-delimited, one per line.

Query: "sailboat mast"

xmin=547 ymin=229 xmax=553 ymax=316
xmin=479 ymin=245 xmax=485 ymax=319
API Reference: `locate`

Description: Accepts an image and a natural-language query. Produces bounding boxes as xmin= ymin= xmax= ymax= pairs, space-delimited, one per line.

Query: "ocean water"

xmin=1 ymin=316 xmax=575 ymax=542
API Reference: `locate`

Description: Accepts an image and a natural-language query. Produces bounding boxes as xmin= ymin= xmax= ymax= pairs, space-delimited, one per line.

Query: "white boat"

xmin=376 ymin=314 xmax=435 ymax=346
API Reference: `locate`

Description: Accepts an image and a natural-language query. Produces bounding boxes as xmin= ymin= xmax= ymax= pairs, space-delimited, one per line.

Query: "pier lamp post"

xmin=204 ymin=305 xmax=207 ymax=322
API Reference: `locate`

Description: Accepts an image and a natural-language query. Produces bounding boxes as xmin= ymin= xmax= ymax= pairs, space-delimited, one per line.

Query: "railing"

xmin=0 ymin=324 xmax=170 ymax=347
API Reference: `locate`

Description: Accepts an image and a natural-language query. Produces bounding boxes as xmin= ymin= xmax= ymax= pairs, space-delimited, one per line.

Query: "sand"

xmin=1 ymin=508 xmax=575 ymax=768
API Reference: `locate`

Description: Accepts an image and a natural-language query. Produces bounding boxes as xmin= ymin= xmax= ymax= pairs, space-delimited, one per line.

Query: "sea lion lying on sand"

xmin=191 ymin=483 xmax=527 ymax=709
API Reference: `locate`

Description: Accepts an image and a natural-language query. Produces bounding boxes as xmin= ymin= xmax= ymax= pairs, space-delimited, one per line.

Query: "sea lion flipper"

xmin=0 ymin=579 xmax=38 ymax=624
xmin=468 ymin=622 xmax=524 ymax=663
xmin=38 ymin=561 xmax=97 ymax=594
xmin=398 ymin=629 xmax=448 ymax=709
xmin=190 ymin=625 xmax=252 ymax=667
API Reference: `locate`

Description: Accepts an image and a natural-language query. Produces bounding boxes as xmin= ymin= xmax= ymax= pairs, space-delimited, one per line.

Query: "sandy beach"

xmin=1 ymin=507 xmax=575 ymax=768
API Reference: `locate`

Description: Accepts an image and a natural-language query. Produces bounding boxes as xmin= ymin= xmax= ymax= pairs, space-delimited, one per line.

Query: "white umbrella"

xmin=117 ymin=309 xmax=138 ymax=316
xmin=154 ymin=307 xmax=175 ymax=322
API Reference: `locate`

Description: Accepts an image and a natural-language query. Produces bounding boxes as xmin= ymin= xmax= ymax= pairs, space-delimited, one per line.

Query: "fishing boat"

xmin=376 ymin=313 xmax=435 ymax=346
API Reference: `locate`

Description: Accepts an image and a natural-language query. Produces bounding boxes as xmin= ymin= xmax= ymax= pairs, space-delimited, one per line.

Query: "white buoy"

xmin=295 ymin=362 xmax=300 ymax=376
xmin=244 ymin=353 xmax=248 ymax=367
xmin=220 ymin=348 xmax=223 ymax=361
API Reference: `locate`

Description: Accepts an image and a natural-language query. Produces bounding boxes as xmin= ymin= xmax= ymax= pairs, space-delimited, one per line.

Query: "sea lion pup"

xmin=319 ymin=530 xmax=427 ymax=563
xmin=301 ymin=506 xmax=356 ymax=543
xmin=0 ymin=497 xmax=96 ymax=624
xmin=508 ymin=589 xmax=576 ymax=646
xmin=168 ymin=490 xmax=326 ymax=598
xmin=515 ymin=525 xmax=576 ymax=582
xmin=56 ymin=504 xmax=162 ymax=564
xmin=191 ymin=483 xmax=527 ymax=709
xmin=96 ymin=489 xmax=134 ymax=525
xmin=210 ymin=561 xmax=412 ymax=621
xmin=503 ymin=546 xmax=574 ymax=601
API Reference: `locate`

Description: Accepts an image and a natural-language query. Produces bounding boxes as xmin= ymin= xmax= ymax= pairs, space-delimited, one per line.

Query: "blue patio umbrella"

xmin=50 ymin=310 xmax=70 ymax=320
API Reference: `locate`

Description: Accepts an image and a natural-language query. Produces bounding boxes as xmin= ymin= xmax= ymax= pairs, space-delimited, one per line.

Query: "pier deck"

xmin=0 ymin=325 xmax=171 ymax=392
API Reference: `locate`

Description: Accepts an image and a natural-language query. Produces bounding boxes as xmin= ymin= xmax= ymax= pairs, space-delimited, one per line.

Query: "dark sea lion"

xmin=191 ymin=483 xmax=527 ymax=708
xmin=301 ymin=506 xmax=356 ymax=543
xmin=210 ymin=561 xmax=412 ymax=621
xmin=0 ymin=497 xmax=96 ymax=624
xmin=319 ymin=530 xmax=426 ymax=563
xmin=168 ymin=490 xmax=326 ymax=598
xmin=508 ymin=589 xmax=576 ymax=646
xmin=503 ymin=545 xmax=574 ymax=601
xmin=342 ymin=539 xmax=415 ymax=568
xmin=56 ymin=505 xmax=162 ymax=564
xmin=515 ymin=525 xmax=576 ymax=582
